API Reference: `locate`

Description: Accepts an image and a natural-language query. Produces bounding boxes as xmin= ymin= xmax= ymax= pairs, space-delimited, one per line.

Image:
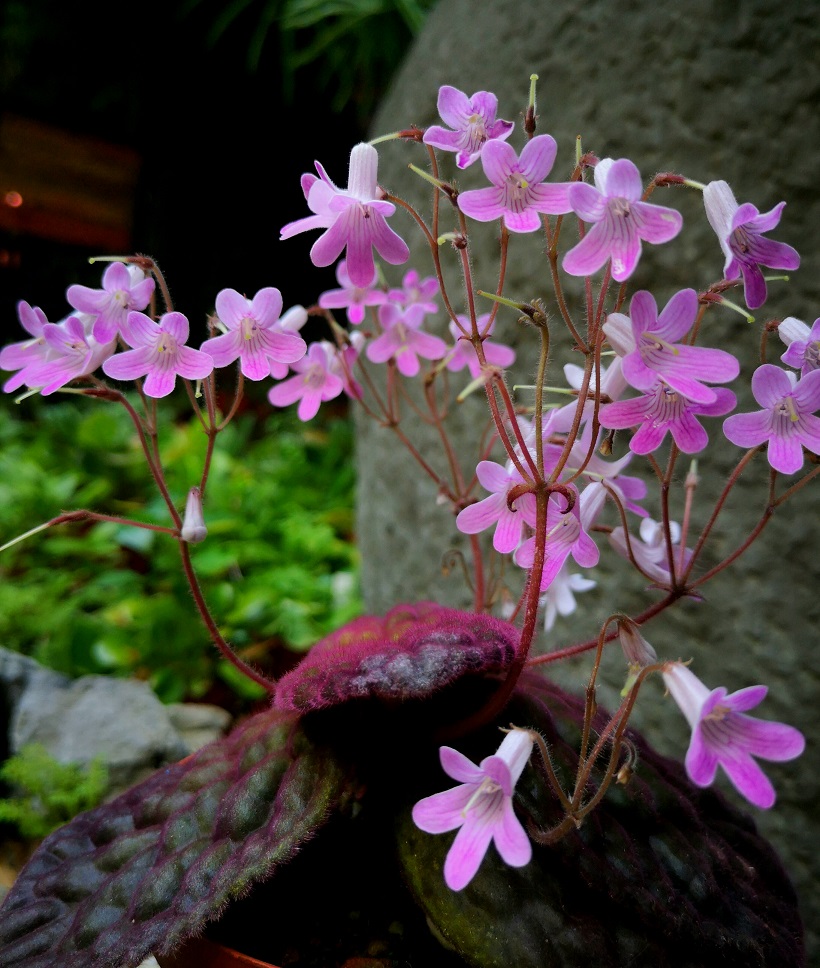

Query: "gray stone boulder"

xmin=357 ymin=0 xmax=820 ymax=956
xmin=1 ymin=647 xmax=231 ymax=796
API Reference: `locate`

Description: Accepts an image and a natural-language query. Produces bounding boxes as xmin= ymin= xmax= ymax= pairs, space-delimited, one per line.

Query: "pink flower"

xmin=330 ymin=330 xmax=365 ymax=401
xmin=540 ymin=563 xmax=596 ymax=632
xmin=515 ymin=486 xmax=599 ymax=591
xmin=365 ymin=303 xmax=448 ymax=377
xmin=662 ymin=662 xmax=805 ymax=809
xmin=549 ymin=358 xmax=628 ymax=433
xmin=445 ymin=314 xmax=516 ymax=379
xmin=200 ymin=288 xmax=306 ymax=381
xmin=66 ymin=262 xmax=155 ymax=344
xmin=779 ymin=316 xmax=820 ymax=377
xmin=267 ymin=341 xmax=345 ymax=421
xmin=412 ymin=729 xmax=534 ymax=891
xmin=609 ymin=517 xmax=691 ymax=587
xmin=22 ymin=316 xmax=115 ymax=395
xmin=456 ymin=460 xmax=536 ymax=554
xmin=280 ymin=163 xmax=338 ymax=239
xmin=387 ymin=269 xmax=439 ymax=317
xmin=0 ymin=302 xmax=51 ymax=392
xmin=600 ymin=383 xmax=737 ymax=455
xmin=318 ymin=260 xmax=387 ymax=325
xmin=723 ymin=364 xmax=820 ymax=474
xmin=606 ymin=289 xmax=739 ymax=403
xmin=703 ymin=181 xmax=799 ymax=310
xmin=422 ymin=85 xmax=514 ymax=169
xmin=280 ymin=143 xmax=410 ymax=287
xmin=457 ymin=136 xmax=573 ymax=233
xmin=572 ymin=457 xmax=649 ymax=520
xmin=102 ymin=311 xmax=214 ymax=398
xmin=563 ymin=159 xmax=683 ymax=281
xmin=268 ymin=305 xmax=309 ymax=380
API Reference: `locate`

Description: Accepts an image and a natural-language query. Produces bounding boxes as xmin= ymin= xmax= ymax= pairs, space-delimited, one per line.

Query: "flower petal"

xmin=685 ymin=728 xmax=719 ymax=787
xmin=669 ymin=411 xmax=708 ymax=453
xmin=160 ymin=312 xmax=190 ymax=344
xmin=517 ymin=135 xmax=557 ymax=183
xmin=480 ymin=139 xmax=518 ymax=186
xmin=458 ymin=186 xmax=507 ymax=223
xmin=719 ymin=754 xmax=776 ymax=809
xmin=503 ymin=207 xmax=542 ymax=233
xmin=369 ymin=212 xmax=410 ymax=268
xmin=250 ymin=288 xmax=283 ymax=326
xmin=568 ymin=182 xmax=606 ymax=223
xmin=751 ymin=364 xmax=794 ymax=408
xmin=175 ymin=345 xmax=215 ymax=381
xmin=493 ymin=801 xmax=532 ymax=868
xmin=443 ymin=810 xmax=497 ymax=891
xmin=412 ymin=785 xmax=473 ymax=834
xmin=723 ymin=410 xmax=772 ymax=449
xmin=601 ymin=158 xmax=643 ymax=200
xmin=102 ymin=347 xmax=153 ymax=382
xmin=632 ymin=201 xmax=683 ymax=245
xmin=200 ymin=331 xmax=242 ymax=368
xmin=562 ymin=221 xmax=613 ymax=277
xmin=436 ymin=85 xmax=474 ymax=128
xmin=475 ymin=460 xmax=512 ymax=493
xmin=730 ymin=717 xmax=806 ymax=761
xmin=440 ymin=747 xmax=484 ymax=784
xmin=766 ymin=431 xmax=804 ymax=475
xmin=215 ymin=290 xmax=251 ymax=328
xmin=268 ymin=374 xmax=307 ymax=408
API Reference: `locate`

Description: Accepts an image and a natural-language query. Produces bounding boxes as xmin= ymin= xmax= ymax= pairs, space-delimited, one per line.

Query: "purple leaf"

xmin=0 ymin=710 xmax=354 ymax=968
xmin=273 ymin=603 xmax=521 ymax=712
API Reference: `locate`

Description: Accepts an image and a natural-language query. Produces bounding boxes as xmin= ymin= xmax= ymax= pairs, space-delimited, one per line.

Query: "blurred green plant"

xmin=179 ymin=0 xmax=438 ymax=113
xmin=0 ymin=744 xmax=108 ymax=840
xmin=0 ymin=397 xmax=361 ymax=703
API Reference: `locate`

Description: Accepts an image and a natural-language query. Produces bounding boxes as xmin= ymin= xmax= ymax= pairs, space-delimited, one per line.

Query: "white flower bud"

xmin=181 ymin=486 xmax=207 ymax=543
xmin=617 ymin=616 xmax=658 ymax=668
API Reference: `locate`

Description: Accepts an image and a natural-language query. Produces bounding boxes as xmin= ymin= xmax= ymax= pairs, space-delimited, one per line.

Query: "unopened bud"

xmin=616 ymin=762 xmax=634 ymax=786
xmin=617 ymin=616 xmax=657 ymax=668
xmin=181 ymin=486 xmax=207 ymax=543
xmin=685 ymin=459 xmax=700 ymax=489
xmin=616 ymin=739 xmax=639 ymax=785
xmin=599 ymin=429 xmax=615 ymax=456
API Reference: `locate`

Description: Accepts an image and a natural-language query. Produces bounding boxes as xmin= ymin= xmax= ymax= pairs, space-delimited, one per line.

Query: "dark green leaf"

xmin=0 ymin=709 xmax=355 ymax=968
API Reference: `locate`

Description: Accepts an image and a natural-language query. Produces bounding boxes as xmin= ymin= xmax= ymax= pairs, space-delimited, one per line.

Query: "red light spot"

xmin=4 ymin=191 xmax=23 ymax=208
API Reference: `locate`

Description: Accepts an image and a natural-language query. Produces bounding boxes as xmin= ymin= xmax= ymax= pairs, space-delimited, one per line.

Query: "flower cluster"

xmin=1 ymin=280 xmax=310 ymax=402
xmin=2 ymin=77 xmax=810 ymax=903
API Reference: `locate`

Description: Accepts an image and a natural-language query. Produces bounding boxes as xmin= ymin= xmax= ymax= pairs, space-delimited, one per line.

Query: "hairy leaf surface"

xmin=274 ymin=602 xmax=520 ymax=711
xmin=0 ymin=709 xmax=353 ymax=968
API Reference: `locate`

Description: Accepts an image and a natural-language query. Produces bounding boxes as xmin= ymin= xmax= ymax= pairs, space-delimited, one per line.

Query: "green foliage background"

xmin=0 ymin=744 xmax=108 ymax=840
xmin=0 ymin=396 xmax=361 ymax=703
xmin=179 ymin=0 xmax=439 ymax=115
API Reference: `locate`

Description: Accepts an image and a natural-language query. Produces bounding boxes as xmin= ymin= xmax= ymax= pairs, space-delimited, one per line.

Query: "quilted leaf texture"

xmin=274 ymin=602 xmax=520 ymax=712
xmin=0 ymin=708 xmax=353 ymax=968
xmin=397 ymin=674 xmax=804 ymax=967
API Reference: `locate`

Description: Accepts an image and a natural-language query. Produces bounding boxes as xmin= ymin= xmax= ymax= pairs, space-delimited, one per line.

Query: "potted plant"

xmin=0 ymin=76 xmax=811 ymax=967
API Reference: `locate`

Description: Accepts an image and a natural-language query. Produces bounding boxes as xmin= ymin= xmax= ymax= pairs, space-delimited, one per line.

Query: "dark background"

xmin=0 ymin=0 xmax=429 ymax=344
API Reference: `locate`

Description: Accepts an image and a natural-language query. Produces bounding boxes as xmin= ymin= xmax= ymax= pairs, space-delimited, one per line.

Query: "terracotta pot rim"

xmin=155 ymin=935 xmax=280 ymax=968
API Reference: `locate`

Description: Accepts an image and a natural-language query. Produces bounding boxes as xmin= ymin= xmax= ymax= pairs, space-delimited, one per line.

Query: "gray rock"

xmin=358 ymin=0 xmax=820 ymax=957
xmin=1 ymin=648 xmax=233 ymax=796
xmin=0 ymin=648 xmax=67 ymax=717
xmin=167 ymin=701 xmax=232 ymax=753
xmin=11 ymin=673 xmax=188 ymax=794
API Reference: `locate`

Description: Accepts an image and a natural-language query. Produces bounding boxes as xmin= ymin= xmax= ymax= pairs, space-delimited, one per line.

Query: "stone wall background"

xmin=357 ymin=0 xmax=820 ymax=957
